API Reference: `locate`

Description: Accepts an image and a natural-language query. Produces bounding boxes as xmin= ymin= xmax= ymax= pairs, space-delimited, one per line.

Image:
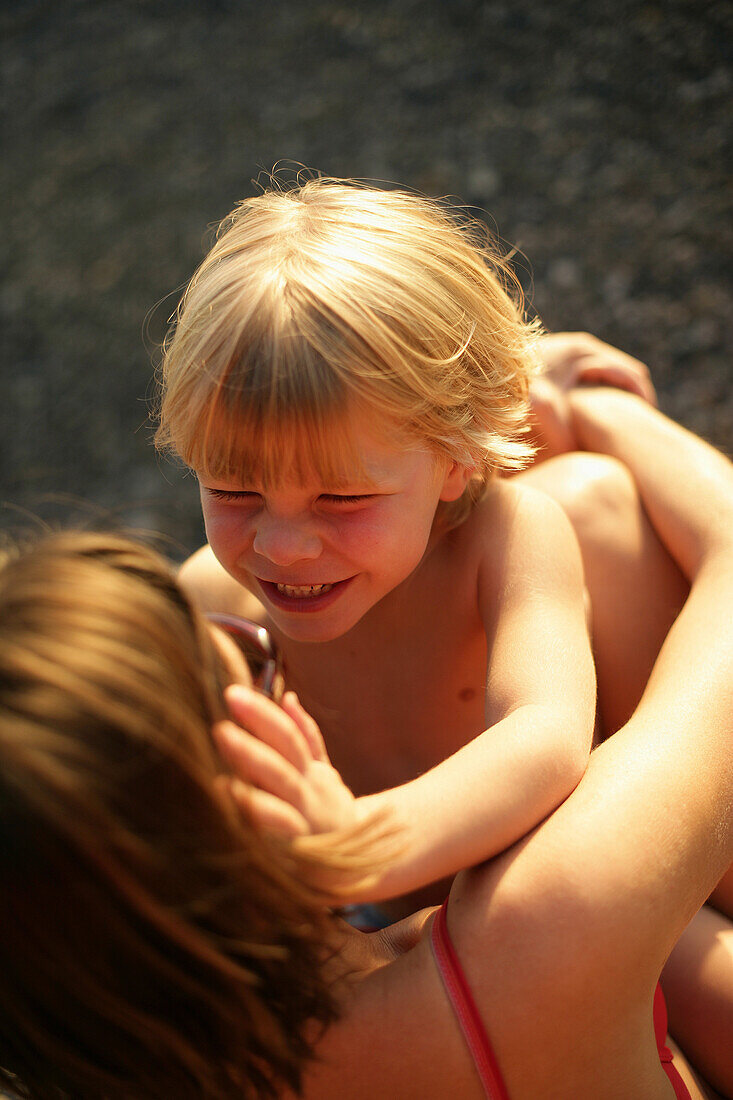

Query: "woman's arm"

xmin=558 ymin=389 xmax=733 ymax=962
xmin=568 ymin=387 xmax=732 ymax=579
xmin=439 ymin=389 xmax=733 ymax=1097
xmin=448 ymin=389 xmax=733 ymax=1094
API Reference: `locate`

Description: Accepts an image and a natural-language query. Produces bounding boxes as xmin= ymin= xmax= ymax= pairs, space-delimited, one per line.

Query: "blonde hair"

xmin=155 ymin=175 xmax=541 ymax=525
xmin=0 ymin=531 xmax=382 ymax=1100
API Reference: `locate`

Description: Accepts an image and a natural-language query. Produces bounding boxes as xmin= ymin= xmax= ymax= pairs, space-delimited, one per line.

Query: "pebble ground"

xmin=1 ymin=0 xmax=730 ymax=551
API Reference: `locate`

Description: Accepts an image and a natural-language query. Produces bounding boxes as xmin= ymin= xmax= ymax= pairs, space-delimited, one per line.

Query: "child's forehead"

xmin=198 ymin=400 xmax=432 ymax=489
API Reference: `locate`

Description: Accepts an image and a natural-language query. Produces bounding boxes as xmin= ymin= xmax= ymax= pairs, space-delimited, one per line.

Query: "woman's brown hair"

xmin=0 ymin=531 xmax=357 ymax=1099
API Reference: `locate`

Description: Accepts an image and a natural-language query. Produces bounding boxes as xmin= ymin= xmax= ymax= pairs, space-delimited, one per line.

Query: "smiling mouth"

xmin=276 ymin=582 xmax=334 ymax=598
xmin=257 ymin=576 xmax=353 ymax=611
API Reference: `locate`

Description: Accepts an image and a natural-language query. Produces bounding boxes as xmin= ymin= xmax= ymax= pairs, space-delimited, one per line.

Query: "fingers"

xmin=632 ymin=366 xmax=658 ymax=407
xmin=213 ymin=718 xmax=308 ymax=810
xmin=528 ymin=377 xmax=577 ymax=459
xmin=540 ymin=333 xmax=657 ymax=408
xmin=280 ymin=691 xmax=329 ymax=762
xmin=579 ymin=358 xmax=657 ymax=406
xmin=214 ymin=685 xmax=337 ymax=838
xmin=215 ymin=775 xmax=308 ymax=837
xmin=577 ymin=336 xmax=657 ymax=407
xmin=224 ymin=684 xmax=310 ymax=771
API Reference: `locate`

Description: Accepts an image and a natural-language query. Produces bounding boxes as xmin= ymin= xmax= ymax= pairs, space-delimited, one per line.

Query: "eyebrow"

xmin=198 ymin=471 xmax=387 ymax=493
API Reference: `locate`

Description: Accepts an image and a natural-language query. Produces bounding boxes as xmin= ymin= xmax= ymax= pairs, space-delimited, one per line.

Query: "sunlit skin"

xmin=182 ymin=388 xmax=596 ymax=921
xmin=197 ymin=405 xmax=471 ymax=645
xmin=199 ymin=384 xmax=733 ymax=1099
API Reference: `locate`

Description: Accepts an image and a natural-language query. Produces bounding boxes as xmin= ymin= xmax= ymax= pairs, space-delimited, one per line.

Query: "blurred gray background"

xmin=1 ymin=0 xmax=730 ymax=556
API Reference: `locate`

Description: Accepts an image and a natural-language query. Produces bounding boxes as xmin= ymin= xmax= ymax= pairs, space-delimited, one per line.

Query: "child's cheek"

xmin=334 ymin=506 xmax=419 ymax=565
xmin=330 ymin=509 xmax=392 ymax=557
xmin=202 ymin=506 xmax=251 ymax=564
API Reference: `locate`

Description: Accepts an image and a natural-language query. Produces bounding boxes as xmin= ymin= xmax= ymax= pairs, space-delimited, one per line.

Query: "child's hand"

xmin=213 ymin=685 xmax=360 ymax=839
xmin=531 ymin=332 xmax=656 ymax=459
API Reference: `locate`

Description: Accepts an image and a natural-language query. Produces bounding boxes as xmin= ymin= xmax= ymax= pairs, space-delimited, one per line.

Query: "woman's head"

xmin=0 ymin=531 xmax=346 ymax=1099
xmin=156 ymin=175 xmax=541 ymax=524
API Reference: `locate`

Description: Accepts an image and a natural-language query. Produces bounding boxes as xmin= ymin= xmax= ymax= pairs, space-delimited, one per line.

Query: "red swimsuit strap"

xmin=431 ymin=899 xmax=691 ymax=1100
xmin=653 ymin=983 xmax=693 ymax=1100
xmin=430 ymin=900 xmax=510 ymax=1100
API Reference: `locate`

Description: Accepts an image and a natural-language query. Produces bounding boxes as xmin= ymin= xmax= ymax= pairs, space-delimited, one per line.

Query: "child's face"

xmin=196 ymin=405 xmax=469 ymax=643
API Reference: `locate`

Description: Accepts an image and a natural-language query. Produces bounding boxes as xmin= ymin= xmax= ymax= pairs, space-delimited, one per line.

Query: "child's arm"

xmin=217 ymin=486 xmax=595 ymax=905
xmin=351 ymin=485 xmax=596 ymax=901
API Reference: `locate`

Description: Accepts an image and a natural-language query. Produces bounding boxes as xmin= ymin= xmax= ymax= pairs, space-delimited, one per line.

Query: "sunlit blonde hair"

xmin=0 ymin=531 xmax=384 ymax=1100
xmin=155 ymin=175 xmax=541 ymax=525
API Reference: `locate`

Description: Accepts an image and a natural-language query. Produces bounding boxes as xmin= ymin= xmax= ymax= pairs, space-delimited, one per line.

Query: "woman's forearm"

xmin=504 ymin=391 xmax=733 ymax=975
xmin=568 ymin=388 xmax=733 ymax=579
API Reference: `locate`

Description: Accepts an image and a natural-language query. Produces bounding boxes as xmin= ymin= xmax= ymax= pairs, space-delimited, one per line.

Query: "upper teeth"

xmin=276 ymin=583 xmax=334 ymax=598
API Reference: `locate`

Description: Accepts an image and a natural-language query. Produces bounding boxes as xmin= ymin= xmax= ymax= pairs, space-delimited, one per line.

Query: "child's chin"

xmin=273 ymin=604 xmax=374 ymax=645
xmin=286 ymin=624 xmax=349 ymax=645
xmin=269 ymin=610 xmax=358 ymax=644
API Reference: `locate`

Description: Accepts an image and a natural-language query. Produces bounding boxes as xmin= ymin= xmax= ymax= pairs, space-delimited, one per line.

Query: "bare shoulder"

xmin=301 ymin=915 xmax=485 ymax=1099
xmin=467 ymin=478 xmax=581 ymax=578
xmin=177 ymin=545 xmax=266 ymax=621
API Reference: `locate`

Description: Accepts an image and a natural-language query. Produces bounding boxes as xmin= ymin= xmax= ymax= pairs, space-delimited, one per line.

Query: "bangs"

xmin=161 ymin=304 xmax=417 ymax=489
xmin=156 ymin=176 xmax=541 ymax=503
xmin=174 ymin=382 xmax=374 ymax=491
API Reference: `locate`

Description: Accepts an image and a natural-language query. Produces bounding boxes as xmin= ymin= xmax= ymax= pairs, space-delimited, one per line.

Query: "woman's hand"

xmin=530 ymin=332 xmax=657 ymax=460
xmin=538 ymin=332 xmax=656 ymax=403
xmin=213 ymin=685 xmax=361 ymax=838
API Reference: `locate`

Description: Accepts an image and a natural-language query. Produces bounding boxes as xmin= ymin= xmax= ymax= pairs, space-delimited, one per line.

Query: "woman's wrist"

xmin=566 ymin=385 xmax=640 ymax=453
xmin=567 ymin=386 xmax=733 ymax=578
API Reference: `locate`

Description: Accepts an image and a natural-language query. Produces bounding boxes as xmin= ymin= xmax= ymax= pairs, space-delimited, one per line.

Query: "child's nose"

xmin=252 ymin=516 xmax=322 ymax=565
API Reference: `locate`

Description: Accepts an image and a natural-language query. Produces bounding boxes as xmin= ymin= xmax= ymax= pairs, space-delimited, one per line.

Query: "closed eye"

xmin=205 ymin=488 xmax=259 ymax=502
xmin=202 ymin=487 xmax=375 ymax=505
xmin=321 ymin=494 xmax=375 ymax=504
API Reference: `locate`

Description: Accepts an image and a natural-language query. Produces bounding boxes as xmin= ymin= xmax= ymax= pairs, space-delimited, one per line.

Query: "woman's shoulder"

xmin=299 ymin=912 xmax=487 ymax=1099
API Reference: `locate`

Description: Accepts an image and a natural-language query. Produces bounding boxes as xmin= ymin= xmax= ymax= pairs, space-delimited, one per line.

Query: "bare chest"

xmin=276 ymin=570 xmax=489 ymax=797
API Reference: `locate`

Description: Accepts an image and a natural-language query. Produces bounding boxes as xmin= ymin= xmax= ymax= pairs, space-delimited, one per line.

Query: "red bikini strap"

xmin=430 ymin=900 xmax=511 ymax=1100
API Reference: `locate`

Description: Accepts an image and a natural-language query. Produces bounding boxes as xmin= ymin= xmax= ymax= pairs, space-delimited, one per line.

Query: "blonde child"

xmin=156 ymin=177 xmax=599 ymax=914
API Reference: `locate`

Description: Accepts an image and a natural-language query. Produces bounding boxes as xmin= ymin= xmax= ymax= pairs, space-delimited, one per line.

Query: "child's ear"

xmin=439 ymin=461 xmax=475 ymax=502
